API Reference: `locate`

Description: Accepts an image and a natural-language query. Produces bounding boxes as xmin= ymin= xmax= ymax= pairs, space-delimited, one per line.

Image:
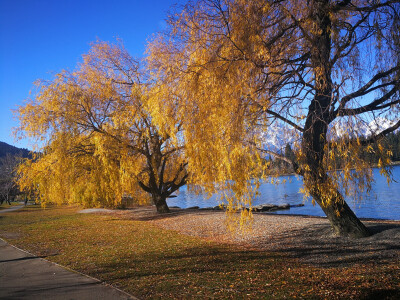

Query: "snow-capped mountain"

xmin=330 ymin=117 xmax=399 ymax=139
xmin=258 ymin=122 xmax=300 ymax=152
xmin=367 ymin=117 xmax=398 ymax=136
xmin=258 ymin=117 xmax=399 ymax=152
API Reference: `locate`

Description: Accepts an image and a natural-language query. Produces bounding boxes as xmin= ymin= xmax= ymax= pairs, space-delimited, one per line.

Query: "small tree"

xmin=16 ymin=41 xmax=187 ymax=213
xmin=0 ymin=154 xmax=20 ymax=204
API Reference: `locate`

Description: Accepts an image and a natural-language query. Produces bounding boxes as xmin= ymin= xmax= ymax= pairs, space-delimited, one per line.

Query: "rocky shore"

xmin=173 ymin=203 xmax=305 ymax=212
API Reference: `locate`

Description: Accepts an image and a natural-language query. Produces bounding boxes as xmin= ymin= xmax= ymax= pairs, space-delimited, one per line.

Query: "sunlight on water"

xmin=169 ymin=166 xmax=400 ymax=220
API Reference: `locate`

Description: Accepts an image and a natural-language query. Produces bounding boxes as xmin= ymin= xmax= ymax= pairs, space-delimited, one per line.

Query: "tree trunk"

xmin=153 ymin=194 xmax=170 ymax=213
xmin=302 ymin=109 xmax=371 ymax=238
xmin=298 ymin=0 xmax=370 ymax=238
xmin=308 ymin=184 xmax=371 ymax=238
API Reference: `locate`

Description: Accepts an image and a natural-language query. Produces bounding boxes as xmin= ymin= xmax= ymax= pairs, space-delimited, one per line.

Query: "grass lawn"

xmin=0 ymin=205 xmax=399 ymax=299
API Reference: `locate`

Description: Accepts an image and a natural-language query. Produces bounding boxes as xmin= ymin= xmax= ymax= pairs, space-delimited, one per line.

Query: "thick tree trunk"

xmin=301 ymin=120 xmax=371 ymax=238
xmin=308 ymin=184 xmax=371 ymax=238
xmin=153 ymin=194 xmax=170 ymax=213
xmin=302 ymin=112 xmax=371 ymax=238
xmin=297 ymin=0 xmax=370 ymax=238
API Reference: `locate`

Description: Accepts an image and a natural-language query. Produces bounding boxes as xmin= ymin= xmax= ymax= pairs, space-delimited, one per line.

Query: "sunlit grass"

xmin=0 ymin=205 xmax=398 ymax=299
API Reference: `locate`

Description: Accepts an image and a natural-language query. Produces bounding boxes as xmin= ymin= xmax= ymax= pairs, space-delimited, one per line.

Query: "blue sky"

xmin=0 ymin=0 xmax=183 ymax=149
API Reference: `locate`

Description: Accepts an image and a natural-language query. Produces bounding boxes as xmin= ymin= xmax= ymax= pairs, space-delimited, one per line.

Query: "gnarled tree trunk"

xmin=153 ymin=194 xmax=170 ymax=213
xmin=301 ymin=95 xmax=371 ymax=238
xmin=313 ymin=191 xmax=371 ymax=238
xmin=300 ymin=0 xmax=370 ymax=238
xmin=305 ymin=174 xmax=371 ymax=238
xmin=302 ymin=127 xmax=371 ymax=238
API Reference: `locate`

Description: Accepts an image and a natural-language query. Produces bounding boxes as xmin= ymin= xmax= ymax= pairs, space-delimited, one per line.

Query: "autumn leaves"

xmin=16 ymin=41 xmax=187 ymax=212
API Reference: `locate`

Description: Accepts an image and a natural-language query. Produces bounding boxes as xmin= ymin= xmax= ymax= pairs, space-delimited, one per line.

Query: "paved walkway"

xmin=0 ymin=205 xmax=138 ymax=299
xmin=0 ymin=204 xmax=25 ymax=213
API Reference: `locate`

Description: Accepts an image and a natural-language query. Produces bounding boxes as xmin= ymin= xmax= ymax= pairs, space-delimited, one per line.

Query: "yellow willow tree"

xmin=147 ymin=0 xmax=400 ymax=237
xmin=16 ymin=41 xmax=187 ymax=213
xmin=17 ymin=132 xmax=134 ymax=208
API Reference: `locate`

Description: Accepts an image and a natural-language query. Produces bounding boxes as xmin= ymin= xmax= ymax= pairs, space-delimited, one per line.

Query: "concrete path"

xmin=0 ymin=238 xmax=138 ymax=299
xmin=0 ymin=204 xmax=25 ymax=214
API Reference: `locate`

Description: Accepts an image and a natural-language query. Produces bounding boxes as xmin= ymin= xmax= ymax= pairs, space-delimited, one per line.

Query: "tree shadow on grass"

xmin=359 ymin=288 xmax=400 ymax=300
xmin=87 ymin=243 xmax=399 ymax=299
xmin=89 ymin=247 xmax=292 ymax=298
xmin=259 ymin=221 xmax=400 ymax=268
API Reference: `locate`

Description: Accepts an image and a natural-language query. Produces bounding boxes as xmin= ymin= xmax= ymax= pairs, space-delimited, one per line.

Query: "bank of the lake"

xmin=169 ymin=166 xmax=400 ymax=220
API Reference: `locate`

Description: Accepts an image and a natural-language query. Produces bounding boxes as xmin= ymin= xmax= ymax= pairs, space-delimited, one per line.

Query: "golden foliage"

xmin=146 ymin=0 xmax=399 ymax=227
xmin=16 ymin=41 xmax=186 ymax=208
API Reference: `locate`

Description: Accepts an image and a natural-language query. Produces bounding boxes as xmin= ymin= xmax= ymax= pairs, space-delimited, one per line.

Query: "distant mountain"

xmin=258 ymin=117 xmax=399 ymax=153
xmin=258 ymin=123 xmax=300 ymax=152
xmin=0 ymin=141 xmax=31 ymax=158
xmin=330 ymin=117 xmax=399 ymax=139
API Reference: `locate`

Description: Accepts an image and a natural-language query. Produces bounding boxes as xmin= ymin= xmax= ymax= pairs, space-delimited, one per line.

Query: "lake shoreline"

xmin=81 ymin=204 xmax=400 ymax=222
xmin=170 ymin=165 xmax=400 ymax=220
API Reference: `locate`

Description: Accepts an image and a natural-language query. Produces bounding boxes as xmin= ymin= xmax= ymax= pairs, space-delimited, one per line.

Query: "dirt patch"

xmin=78 ymin=208 xmax=115 ymax=214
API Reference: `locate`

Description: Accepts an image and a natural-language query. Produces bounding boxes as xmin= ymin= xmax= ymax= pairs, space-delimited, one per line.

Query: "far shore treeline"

xmin=271 ymin=132 xmax=400 ymax=174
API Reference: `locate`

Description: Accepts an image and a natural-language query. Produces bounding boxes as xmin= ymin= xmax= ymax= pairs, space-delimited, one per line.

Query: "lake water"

xmin=168 ymin=166 xmax=400 ymax=220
